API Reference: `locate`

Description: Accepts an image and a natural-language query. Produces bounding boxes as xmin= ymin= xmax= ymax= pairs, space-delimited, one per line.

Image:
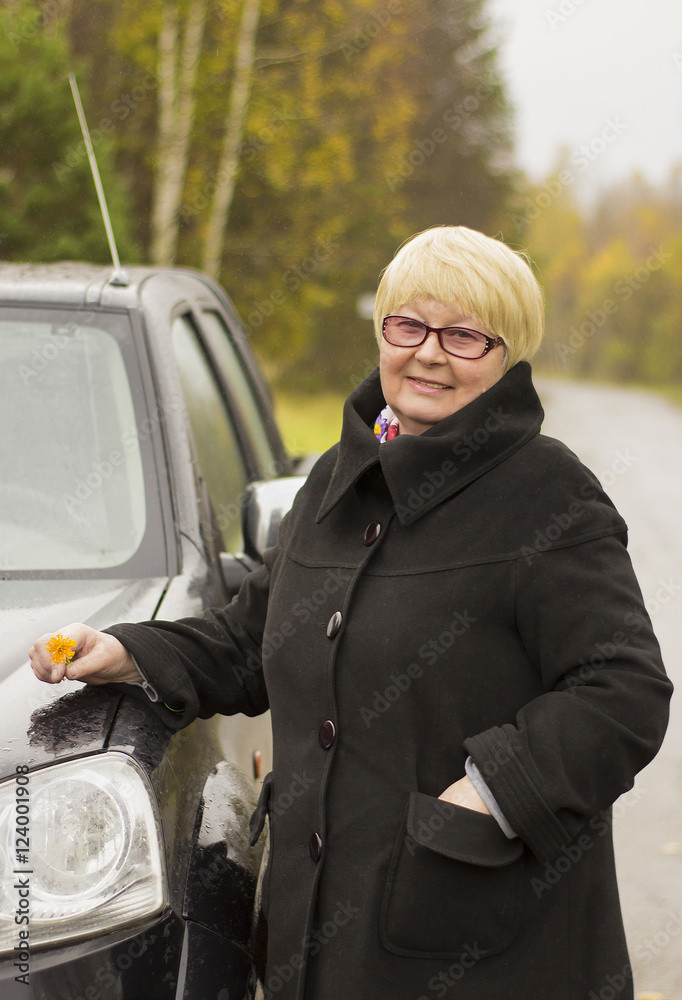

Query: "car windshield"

xmin=0 ymin=311 xmax=147 ymax=571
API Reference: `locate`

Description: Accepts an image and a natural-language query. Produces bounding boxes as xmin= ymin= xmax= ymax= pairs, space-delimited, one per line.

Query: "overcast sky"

xmin=485 ymin=0 xmax=682 ymax=200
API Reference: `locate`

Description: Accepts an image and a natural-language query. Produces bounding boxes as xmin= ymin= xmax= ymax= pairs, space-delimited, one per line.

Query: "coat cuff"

xmin=464 ymin=726 xmax=571 ymax=862
xmin=103 ymin=623 xmax=200 ymax=729
xmin=465 ymin=756 xmax=517 ymax=839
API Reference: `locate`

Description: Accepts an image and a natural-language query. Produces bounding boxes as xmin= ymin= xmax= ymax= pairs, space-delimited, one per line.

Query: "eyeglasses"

xmin=382 ymin=315 xmax=505 ymax=360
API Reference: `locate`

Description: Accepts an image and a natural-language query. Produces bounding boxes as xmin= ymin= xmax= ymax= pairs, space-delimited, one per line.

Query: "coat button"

xmin=318 ymin=720 xmax=336 ymax=750
xmin=309 ymin=832 xmax=323 ymax=862
xmin=326 ymin=611 xmax=342 ymax=638
xmin=363 ymin=521 xmax=381 ymax=546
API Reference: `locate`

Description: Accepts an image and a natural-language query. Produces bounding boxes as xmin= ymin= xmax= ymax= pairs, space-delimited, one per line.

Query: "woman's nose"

xmin=414 ymin=329 xmax=447 ymax=363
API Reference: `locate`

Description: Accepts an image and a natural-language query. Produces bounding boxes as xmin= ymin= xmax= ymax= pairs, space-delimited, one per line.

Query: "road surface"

xmin=538 ymin=378 xmax=682 ymax=1000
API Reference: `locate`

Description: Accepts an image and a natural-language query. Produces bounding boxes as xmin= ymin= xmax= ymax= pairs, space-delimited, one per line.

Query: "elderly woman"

xmin=31 ymin=226 xmax=672 ymax=1000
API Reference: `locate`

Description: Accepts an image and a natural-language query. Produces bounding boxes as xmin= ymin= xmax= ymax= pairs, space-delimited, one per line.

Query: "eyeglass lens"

xmin=384 ymin=317 xmax=489 ymax=357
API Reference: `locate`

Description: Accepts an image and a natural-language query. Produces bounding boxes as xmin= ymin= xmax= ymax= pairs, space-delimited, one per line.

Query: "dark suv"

xmin=0 ymin=263 xmax=304 ymax=1000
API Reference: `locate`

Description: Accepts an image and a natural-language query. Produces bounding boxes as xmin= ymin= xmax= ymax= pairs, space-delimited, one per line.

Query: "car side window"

xmin=198 ymin=310 xmax=279 ymax=479
xmin=171 ymin=313 xmax=248 ymax=553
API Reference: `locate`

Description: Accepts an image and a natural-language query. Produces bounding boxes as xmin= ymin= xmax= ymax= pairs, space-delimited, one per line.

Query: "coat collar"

xmin=316 ymin=362 xmax=544 ymax=526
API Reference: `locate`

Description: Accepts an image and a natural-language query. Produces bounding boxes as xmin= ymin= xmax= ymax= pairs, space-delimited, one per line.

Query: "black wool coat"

xmin=109 ymin=362 xmax=672 ymax=1000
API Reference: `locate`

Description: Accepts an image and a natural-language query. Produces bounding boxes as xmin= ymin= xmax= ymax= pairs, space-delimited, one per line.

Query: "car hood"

xmin=0 ymin=577 xmax=167 ymax=779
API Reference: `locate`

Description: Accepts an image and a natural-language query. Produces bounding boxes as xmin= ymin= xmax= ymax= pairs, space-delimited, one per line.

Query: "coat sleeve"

xmin=463 ymin=531 xmax=673 ymax=863
xmin=103 ymin=522 xmax=285 ymax=730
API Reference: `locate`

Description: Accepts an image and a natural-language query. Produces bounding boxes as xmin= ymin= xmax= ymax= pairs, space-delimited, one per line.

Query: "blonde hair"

xmin=373 ymin=226 xmax=544 ymax=369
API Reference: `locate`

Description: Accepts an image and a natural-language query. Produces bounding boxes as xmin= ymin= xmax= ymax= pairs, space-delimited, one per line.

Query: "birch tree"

xmin=150 ymin=0 xmax=207 ymax=265
xmin=202 ymin=0 xmax=261 ymax=278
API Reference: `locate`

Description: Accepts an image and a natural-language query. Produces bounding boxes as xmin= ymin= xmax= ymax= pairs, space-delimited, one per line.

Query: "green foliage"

xmin=57 ymin=0 xmax=514 ymax=388
xmin=4 ymin=1 xmax=679 ymax=392
xmin=0 ymin=1 xmax=137 ymax=264
xmin=223 ymin=0 xmax=515 ymax=388
xmin=517 ymin=167 xmax=682 ymax=386
xmin=273 ymin=389 xmax=346 ymax=457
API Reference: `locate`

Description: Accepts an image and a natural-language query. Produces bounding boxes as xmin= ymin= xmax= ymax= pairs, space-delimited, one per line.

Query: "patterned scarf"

xmin=373 ymin=405 xmax=400 ymax=443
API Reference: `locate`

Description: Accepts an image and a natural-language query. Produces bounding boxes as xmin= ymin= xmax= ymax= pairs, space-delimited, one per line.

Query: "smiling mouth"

xmin=407 ymin=376 xmax=452 ymax=390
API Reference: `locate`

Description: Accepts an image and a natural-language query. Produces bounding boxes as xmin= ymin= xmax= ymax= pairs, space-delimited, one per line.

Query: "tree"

xmin=519 ymin=163 xmax=682 ymax=384
xmin=151 ymin=0 xmax=208 ymax=265
xmin=0 ymin=0 xmax=135 ymax=264
xmin=213 ymin=0 xmax=516 ymax=386
xmin=19 ymin=0 xmax=517 ymax=388
xmin=202 ymin=0 xmax=261 ymax=278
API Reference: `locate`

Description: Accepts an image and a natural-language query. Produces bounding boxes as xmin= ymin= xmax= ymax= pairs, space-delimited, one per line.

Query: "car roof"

xmin=0 ymin=262 xmax=213 ymax=310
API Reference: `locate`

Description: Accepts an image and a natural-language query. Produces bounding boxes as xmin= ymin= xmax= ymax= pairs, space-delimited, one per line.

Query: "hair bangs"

xmin=373 ymin=227 xmax=544 ymax=369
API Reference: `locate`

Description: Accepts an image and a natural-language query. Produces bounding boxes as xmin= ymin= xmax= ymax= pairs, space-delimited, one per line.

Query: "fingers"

xmin=29 ymin=624 xmax=141 ymax=687
xmin=30 ymin=623 xmax=91 ymax=683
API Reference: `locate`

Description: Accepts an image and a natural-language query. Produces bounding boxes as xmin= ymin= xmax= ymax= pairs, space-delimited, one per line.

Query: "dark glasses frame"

xmin=382 ymin=315 xmax=505 ymax=360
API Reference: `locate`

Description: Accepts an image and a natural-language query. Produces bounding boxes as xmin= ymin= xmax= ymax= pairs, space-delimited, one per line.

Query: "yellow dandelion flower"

xmin=45 ymin=633 xmax=77 ymax=666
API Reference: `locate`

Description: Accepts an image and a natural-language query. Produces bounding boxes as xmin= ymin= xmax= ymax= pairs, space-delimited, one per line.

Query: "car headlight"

xmin=0 ymin=752 xmax=167 ymax=954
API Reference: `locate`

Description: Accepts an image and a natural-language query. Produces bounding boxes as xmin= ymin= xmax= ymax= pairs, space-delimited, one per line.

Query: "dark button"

xmin=309 ymin=832 xmax=323 ymax=862
xmin=363 ymin=521 xmax=381 ymax=546
xmin=318 ymin=720 xmax=336 ymax=750
xmin=326 ymin=611 xmax=343 ymax=638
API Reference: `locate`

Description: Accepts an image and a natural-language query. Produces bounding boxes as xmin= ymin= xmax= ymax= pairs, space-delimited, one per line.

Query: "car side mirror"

xmin=243 ymin=476 xmax=307 ymax=560
xmin=219 ymin=476 xmax=306 ymax=594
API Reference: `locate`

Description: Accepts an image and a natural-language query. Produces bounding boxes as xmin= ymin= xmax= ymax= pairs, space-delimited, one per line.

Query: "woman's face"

xmin=379 ymin=299 xmax=507 ymax=436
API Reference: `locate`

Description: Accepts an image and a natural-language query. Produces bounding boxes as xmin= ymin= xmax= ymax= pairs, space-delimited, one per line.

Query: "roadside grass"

xmin=273 ymin=377 xmax=682 ymax=463
xmin=274 ymin=391 xmax=346 ymax=460
xmin=649 ymin=383 xmax=682 ymax=409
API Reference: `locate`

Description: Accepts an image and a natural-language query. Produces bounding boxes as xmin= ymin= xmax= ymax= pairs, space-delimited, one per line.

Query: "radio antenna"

xmin=68 ymin=73 xmax=128 ymax=286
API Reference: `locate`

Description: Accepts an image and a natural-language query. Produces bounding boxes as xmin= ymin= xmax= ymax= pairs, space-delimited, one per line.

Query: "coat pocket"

xmin=380 ymin=792 xmax=525 ymax=959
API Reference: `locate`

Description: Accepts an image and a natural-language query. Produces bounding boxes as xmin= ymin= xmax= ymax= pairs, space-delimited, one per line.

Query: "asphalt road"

xmin=538 ymin=378 xmax=682 ymax=1000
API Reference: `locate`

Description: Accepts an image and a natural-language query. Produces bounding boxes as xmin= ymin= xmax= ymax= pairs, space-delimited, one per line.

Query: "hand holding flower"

xmin=29 ymin=623 xmax=142 ymax=686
